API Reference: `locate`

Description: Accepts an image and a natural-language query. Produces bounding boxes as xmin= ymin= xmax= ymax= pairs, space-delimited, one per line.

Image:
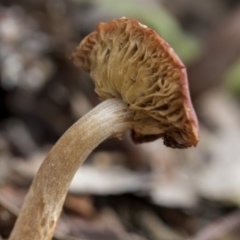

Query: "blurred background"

xmin=1 ymin=0 xmax=240 ymax=239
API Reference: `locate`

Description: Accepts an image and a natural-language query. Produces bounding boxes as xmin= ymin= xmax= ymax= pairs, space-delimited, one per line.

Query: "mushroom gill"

xmin=72 ymin=18 xmax=199 ymax=148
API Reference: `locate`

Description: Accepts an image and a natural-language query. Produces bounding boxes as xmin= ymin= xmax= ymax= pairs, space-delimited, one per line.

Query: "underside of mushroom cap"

xmin=72 ymin=18 xmax=199 ymax=148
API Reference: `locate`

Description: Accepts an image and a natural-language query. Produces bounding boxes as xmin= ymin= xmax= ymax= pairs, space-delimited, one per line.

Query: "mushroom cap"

xmin=72 ymin=18 xmax=199 ymax=148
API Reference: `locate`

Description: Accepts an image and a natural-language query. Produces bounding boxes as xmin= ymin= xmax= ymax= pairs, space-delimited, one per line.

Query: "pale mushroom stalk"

xmin=9 ymin=98 xmax=134 ymax=240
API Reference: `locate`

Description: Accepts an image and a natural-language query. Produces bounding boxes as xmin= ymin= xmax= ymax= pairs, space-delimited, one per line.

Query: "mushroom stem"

xmin=9 ymin=98 xmax=133 ymax=240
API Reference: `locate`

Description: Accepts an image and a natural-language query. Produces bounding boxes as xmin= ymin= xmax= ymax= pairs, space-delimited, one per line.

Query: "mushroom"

xmin=9 ymin=18 xmax=199 ymax=240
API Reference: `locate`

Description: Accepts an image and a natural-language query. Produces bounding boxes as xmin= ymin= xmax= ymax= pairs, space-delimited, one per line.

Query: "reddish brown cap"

xmin=72 ymin=18 xmax=199 ymax=148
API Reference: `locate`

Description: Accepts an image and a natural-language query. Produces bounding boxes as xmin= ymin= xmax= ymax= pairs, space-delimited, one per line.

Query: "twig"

xmin=189 ymin=209 xmax=240 ymax=240
xmin=0 ymin=193 xmax=20 ymax=217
